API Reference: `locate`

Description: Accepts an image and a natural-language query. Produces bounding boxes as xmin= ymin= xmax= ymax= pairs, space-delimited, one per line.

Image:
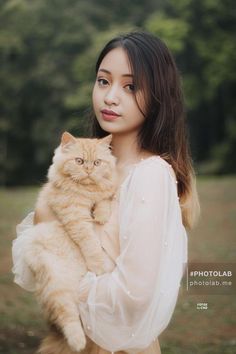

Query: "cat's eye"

xmin=94 ymin=159 xmax=102 ymax=166
xmin=75 ymin=157 xmax=84 ymax=165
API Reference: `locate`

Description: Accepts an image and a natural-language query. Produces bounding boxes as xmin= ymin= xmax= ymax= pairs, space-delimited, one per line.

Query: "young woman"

xmin=12 ymin=31 xmax=200 ymax=354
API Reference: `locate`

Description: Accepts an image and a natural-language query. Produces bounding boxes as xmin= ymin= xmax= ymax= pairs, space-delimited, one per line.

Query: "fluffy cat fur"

xmin=24 ymin=132 xmax=117 ymax=353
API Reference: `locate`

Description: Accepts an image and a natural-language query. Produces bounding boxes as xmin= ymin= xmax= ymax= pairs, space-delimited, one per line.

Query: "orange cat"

xmin=24 ymin=132 xmax=117 ymax=353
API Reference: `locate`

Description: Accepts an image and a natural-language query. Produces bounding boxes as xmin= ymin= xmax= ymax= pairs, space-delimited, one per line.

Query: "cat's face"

xmin=52 ymin=132 xmax=116 ymax=185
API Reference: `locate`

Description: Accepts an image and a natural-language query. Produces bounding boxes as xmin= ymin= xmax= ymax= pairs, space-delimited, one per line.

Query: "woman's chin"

xmin=97 ymin=120 xmax=121 ymax=134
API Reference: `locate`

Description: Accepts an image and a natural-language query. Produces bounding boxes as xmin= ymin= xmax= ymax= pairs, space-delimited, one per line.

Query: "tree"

xmin=145 ymin=0 xmax=236 ymax=172
xmin=0 ymin=0 xmax=235 ymax=185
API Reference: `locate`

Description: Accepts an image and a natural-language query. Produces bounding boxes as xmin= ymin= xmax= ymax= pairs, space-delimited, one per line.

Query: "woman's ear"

xmin=61 ymin=132 xmax=77 ymax=151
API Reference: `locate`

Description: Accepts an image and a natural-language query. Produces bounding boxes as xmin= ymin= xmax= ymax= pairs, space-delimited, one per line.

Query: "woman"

xmin=12 ymin=31 xmax=200 ymax=354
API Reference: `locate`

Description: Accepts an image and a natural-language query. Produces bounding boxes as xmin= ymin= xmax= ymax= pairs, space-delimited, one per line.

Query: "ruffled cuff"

xmin=78 ymin=271 xmax=97 ymax=303
xmin=12 ymin=212 xmax=36 ymax=292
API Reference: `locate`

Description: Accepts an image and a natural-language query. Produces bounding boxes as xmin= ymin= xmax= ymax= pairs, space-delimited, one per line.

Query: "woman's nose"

xmin=104 ymin=86 xmax=120 ymax=105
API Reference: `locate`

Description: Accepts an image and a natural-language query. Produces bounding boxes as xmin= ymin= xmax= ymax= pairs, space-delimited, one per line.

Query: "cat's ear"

xmin=61 ymin=132 xmax=76 ymax=151
xmin=99 ymin=134 xmax=112 ymax=148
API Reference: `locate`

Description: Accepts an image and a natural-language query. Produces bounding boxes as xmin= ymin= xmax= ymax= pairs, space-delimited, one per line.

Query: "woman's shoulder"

xmin=120 ymin=154 xmax=177 ymax=194
xmin=133 ymin=154 xmax=177 ymax=183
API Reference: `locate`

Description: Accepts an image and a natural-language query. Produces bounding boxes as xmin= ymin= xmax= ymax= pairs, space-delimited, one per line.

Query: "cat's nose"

xmin=84 ymin=162 xmax=93 ymax=173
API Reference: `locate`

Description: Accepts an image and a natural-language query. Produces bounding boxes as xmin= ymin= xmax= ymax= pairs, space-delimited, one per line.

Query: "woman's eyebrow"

xmin=98 ymin=68 xmax=133 ymax=77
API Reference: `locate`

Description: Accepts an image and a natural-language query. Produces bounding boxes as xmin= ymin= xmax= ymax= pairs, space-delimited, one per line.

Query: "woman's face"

xmin=92 ymin=47 xmax=146 ymax=135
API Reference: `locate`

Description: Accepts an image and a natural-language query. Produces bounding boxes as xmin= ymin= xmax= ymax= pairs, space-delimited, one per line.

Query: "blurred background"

xmin=0 ymin=0 xmax=235 ymax=353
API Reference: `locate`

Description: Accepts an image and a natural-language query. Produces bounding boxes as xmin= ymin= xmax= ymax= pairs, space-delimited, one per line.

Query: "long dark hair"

xmin=89 ymin=30 xmax=200 ymax=229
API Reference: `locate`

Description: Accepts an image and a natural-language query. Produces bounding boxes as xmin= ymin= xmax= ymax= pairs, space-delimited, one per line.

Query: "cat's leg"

xmin=55 ymin=208 xmax=112 ymax=275
xmin=34 ymin=255 xmax=86 ymax=352
xmin=26 ymin=255 xmax=87 ymax=352
xmin=65 ymin=218 xmax=111 ymax=275
xmin=23 ymin=224 xmax=86 ymax=352
xmin=39 ymin=287 xmax=86 ymax=352
xmin=93 ymin=198 xmax=111 ymax=225
xmin=37 ymin=330 xmax=93 ymax=354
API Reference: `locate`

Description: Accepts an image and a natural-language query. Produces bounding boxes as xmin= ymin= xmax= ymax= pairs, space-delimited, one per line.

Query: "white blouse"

xmin=12 ymin=156 xmax=188 ymax=354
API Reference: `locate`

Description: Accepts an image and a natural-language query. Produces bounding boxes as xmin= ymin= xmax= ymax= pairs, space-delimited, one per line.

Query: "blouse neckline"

xmin=119 ymin=155 xmax=161 ymax=191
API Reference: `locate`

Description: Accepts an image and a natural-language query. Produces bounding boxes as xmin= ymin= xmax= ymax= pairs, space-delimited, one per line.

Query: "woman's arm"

xmin=77 ymin=159 xmax=188 ymax=354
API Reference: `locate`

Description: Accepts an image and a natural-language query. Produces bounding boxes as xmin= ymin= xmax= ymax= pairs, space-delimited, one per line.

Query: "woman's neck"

xmin=111 ymin=133 xmax=139 ymax=165
xmin=111 ymin=132 xmax=153 ymax=168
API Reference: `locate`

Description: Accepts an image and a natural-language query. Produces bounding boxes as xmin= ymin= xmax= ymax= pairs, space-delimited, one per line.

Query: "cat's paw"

xmin=87 ymin=259 xmax=104 ymax=275
xmin=87 ymin=254 xmax=115 ymax=275
xmin=93 ymin=213 xmax=109 ymax=225
xmin=93 ymin=206 xmax=111 ymax=225
xmin=64 ymin=322 xmax=86 ymax=352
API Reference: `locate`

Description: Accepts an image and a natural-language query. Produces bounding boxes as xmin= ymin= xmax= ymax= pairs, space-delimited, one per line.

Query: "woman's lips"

xmin=101 ymin=109 xmax=121 ymax=121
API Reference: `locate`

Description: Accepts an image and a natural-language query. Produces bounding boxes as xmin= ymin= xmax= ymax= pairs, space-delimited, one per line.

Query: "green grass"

xmin=0 ymin=178 xmax=236 ymax=354
xmin=0 ymin=187 xmax=46 ymax=353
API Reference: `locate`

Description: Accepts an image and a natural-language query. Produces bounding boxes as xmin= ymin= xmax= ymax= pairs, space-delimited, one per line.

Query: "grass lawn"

xmin=0 ymin=177 xmax=236 ymax=354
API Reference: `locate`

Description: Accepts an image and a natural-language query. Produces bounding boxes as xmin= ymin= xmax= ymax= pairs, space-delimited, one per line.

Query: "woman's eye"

xmin=75 ymin=157 xmax=84 ymax=165
xmin=126 ymin=84 xmax=135 ymax=92
xmin=97 ymin=78 xmax=109 ymax=86
xmin=94 ymin=159 xmax=102 ymax=166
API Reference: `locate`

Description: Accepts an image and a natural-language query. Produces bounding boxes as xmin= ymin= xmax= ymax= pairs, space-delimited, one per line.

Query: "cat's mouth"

xmin=69 ymin=173 xmax=92 ymax=184
xmin=80 ymin=177 xmax=95 ymax=185
xmin=80 ymin=174 xmax=96 ymax=184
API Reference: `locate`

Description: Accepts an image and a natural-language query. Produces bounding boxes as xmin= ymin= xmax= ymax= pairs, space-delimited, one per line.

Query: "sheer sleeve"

xmin=78 ymin=157 xmax=188 ymax=354
xmin=12 ymin=212 xmax=37 ymax=292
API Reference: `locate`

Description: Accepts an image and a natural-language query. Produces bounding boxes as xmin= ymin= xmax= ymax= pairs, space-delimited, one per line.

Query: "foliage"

xmin=145 ymin=0 xmax=236 ymax=170
xmin=0 ymin=0 xmax=235 ymax=185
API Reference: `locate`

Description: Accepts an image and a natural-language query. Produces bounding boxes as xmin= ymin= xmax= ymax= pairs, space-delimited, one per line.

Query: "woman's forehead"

xmin=98 ymin=47 xmax=133 ymax=77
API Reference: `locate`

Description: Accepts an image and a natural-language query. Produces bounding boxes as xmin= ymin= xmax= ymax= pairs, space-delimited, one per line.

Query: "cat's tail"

xmin=36 ymin=328 xmax=93 ymax=354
